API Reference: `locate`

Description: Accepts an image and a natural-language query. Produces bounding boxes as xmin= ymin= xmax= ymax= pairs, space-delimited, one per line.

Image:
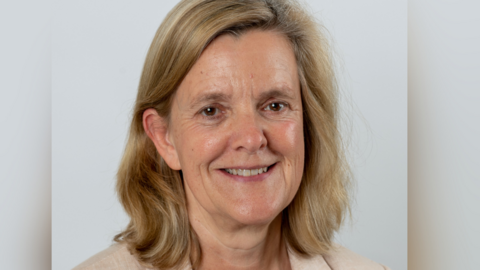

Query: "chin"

xmin=228 ymin=202 xmax=284 ymax=226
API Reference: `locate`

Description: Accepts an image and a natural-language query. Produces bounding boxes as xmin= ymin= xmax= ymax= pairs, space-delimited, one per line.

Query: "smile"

xmin=223 ymin=165 xmax=272 ymax=177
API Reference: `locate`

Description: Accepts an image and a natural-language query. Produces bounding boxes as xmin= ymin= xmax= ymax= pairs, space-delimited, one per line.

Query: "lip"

xmin=222 ymin=164 xmax=273 ymax=170
xmin=219 ymin=163 xmax=277 ymax=182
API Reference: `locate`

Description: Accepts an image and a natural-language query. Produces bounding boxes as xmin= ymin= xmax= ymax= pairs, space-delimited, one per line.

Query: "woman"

xmin=75 ymin=0 xmax=390 ymax=269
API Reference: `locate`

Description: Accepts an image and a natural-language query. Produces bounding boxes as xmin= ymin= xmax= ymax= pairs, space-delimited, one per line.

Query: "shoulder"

xmin=322 ymin=244 xmax=391 ymax=270
xmin=288 ymin=243 xmax=390 ymax=270
xmin=72 ymin=243 xmax=146 ymax=270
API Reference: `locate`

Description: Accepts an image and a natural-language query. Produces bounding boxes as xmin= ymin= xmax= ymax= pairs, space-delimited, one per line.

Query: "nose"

xmin=230 ymin=113 xmax=267 ymax=154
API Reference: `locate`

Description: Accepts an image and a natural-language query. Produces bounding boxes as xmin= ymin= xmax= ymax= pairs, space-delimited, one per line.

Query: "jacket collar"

xmin=174 ymin=248 xmax=331 ymax=270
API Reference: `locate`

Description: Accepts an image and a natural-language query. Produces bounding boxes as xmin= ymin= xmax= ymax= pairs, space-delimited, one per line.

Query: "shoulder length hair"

xmin=114 ymin=0 xmax=350 ymax=268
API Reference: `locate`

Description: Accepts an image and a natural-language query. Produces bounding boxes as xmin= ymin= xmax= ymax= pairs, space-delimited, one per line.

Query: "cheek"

xmin=269 ymin=120 xmax=304 ymax=158
xmin=268 ymin=120 xmax=304 ymax=179
xmin=174 ymin=123 xmax=228 ymax=171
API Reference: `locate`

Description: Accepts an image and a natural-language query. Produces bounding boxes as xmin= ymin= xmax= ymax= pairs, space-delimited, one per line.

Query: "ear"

xmin=143 ymin=108 xmax=181 ymax=170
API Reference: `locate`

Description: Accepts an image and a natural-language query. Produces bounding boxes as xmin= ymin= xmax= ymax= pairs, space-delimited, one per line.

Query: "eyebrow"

xmin=189 ymin=87 xmax=296 ymax=108
xmin=257 ymin=88 xmax=296 ymax=101
xmin=190 ymin=92 xmax=232 ymax=108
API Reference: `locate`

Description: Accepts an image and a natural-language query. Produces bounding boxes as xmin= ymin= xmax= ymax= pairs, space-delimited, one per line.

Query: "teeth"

xmin=225 ymin=166 xmax=269 ymax=177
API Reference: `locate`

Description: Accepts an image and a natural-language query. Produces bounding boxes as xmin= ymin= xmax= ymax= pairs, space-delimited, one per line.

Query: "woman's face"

xmin=168 ymin=30 xmax=304 ymax=226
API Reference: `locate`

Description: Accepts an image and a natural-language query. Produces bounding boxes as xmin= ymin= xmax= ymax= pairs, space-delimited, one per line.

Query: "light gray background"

xmin=0 ymin=0 xmax=52 ymax=269
xmin=52 ymin=0 xmax=406 ymax=269
xmin=3 ymin=0 xmax=480 ymax=270
xmin=408 ymin=0 xmax=480 ymax=269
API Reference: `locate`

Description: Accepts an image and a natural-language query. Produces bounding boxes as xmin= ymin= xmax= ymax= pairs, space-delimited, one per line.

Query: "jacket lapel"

xmin=288 ymin=249 xmax=332 ymax=270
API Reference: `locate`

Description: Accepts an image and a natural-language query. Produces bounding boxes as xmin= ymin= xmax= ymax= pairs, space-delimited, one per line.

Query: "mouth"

xmin=222 ymin=163 xmax=276 ymax=177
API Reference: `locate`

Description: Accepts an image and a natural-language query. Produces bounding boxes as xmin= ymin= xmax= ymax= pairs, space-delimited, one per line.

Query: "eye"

xmin=201 ymin=107 xmax=219 ymax=116
xmin=265 ymin=102 xmax=285 ymax=112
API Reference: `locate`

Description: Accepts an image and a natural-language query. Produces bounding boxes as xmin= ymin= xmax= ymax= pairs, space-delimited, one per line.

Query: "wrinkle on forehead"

xmin=175 ymin=29 xmax=299 ymax=108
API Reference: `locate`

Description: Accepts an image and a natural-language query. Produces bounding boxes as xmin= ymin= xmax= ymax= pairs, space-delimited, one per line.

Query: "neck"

xmin=188 ymin=205 xmax=291 ymax=270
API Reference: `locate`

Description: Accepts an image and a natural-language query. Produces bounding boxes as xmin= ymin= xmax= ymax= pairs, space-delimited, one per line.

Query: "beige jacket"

xmin=73 ymin=243 xmax=390 ymax=270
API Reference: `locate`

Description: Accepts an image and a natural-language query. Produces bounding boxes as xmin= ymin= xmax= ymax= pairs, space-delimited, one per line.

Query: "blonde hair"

xmin=114 ymin=0 xmax=350 ymax=268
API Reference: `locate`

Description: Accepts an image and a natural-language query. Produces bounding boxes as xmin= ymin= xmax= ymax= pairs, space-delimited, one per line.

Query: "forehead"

xmin=175 ymin=30 xmax=300 ymax=103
